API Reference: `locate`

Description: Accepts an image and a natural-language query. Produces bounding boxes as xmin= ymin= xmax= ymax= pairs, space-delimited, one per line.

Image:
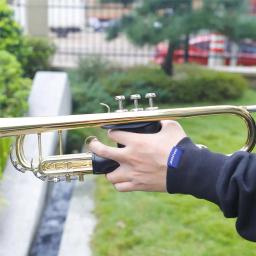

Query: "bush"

xmin=174 ymin=63 xmax=209 ymax=78
xmin=0 ymin=50 xmax=31 ymax=117
xmin=20 ymin=37 xmax=56 ymax=78
xmin=71 ymin=59 xmax=248 ymax=115
xmin=0 ymin=50 xmax=31 ymax=175
xmin=0 ymin=1 xmax=24 ymax=55
xmin=71 ymin=56 xmax=119 ymax=114
xmin=76 ymin=56 xmax=116 ymax=82
xmin=72 ymin=78 xmax=113 ymax=114
xmin=101 ymin=65 xmax=248 ymax=105
xmin=170 ymin=66 xmax=247 ymax=103
xmin=0 ymin=1 xmax=55 ymax=78
xmin=102 ymin=65 xmax=171 ymax=104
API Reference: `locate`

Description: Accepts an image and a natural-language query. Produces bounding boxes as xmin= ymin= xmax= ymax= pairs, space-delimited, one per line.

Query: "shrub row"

xmin=71 ymin=57 xmax=115 ymax=114
xmin=169 ymin=69 xmax=247 ymax=103
xmin=101 ymin=65 xmax=247 ymax=105
xmin=71 ymin=57 xmax=248 ymax=115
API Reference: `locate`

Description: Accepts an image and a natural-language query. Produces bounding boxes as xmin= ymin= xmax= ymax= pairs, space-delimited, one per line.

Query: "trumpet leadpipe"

xmin=0 ymin=105 xmax=254 ymax=137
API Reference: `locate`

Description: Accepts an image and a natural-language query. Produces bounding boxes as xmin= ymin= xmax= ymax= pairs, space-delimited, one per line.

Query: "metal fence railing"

xmin=11 ymin=0 xmax=154 ymax=68
xmin=11 ymin=1 xmax=256 ymax=69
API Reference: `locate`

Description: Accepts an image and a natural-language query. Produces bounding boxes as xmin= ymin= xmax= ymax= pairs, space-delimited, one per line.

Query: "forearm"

xmin=167 ymin=137 xmax=256 ymax=242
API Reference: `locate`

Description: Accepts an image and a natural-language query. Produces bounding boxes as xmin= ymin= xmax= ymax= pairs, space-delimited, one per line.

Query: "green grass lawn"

xmin=91 ymin=89 xmax=256 ymax=256
xmin=0 ymin=138 xmax=11 ymax=177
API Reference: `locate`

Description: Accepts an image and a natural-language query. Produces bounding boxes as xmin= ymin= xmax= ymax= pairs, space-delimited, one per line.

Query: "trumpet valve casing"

xmin=39 ymin=153 xmax=93 ymax=182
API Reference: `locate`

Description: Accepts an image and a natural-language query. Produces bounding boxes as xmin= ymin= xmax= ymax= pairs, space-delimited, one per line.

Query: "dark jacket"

xmin=166 ymin=137 xmax=256 ymax=242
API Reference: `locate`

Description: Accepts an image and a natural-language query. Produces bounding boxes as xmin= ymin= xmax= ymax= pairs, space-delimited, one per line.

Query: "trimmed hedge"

xmin=72 ymin=79 xmax=113 ymax=114
xmin=71 ymin=59 xmax=248 ymax=116
xmin=101 ymin=66 xmax=171 ymax=104
xmin=101 ymin=65 xmax=247 ymax=105
xmin=76 ymin=56 xmax=115 ymax=82
xmin=71 ymin=56 xmax=115 ymax=114
xmin=170 ymin=70 xmax=247 ymax=103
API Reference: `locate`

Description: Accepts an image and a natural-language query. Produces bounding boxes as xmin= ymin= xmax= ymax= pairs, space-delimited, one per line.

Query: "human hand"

xmin=88 ymin=121 xmax=187 ymax=192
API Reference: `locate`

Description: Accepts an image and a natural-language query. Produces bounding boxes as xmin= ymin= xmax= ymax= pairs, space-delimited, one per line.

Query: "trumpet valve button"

xmin=115 ymin=95 xmax=125 ymax=100
xmin=115 ymin=95 xmax=128 ymax=112
xmin=130 ymin=94 xmax=141 ymax=100
xmin=130 ymin=94 xmax=143 ymax=111
xmin=145 ymin=92 xmax=158 ymax=110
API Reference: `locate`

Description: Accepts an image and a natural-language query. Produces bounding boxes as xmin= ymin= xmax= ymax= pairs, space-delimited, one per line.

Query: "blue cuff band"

xmin=167 ymin=146 xmax=184 ymax=169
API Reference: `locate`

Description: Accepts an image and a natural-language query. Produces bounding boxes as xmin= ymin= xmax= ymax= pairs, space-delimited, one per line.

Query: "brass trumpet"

xmin=1 ymin=93 xmax=256 ymax=182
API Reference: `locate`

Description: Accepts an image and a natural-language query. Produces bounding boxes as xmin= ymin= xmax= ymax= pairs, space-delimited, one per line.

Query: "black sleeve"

xmin=166 ymin=137 xmax=256 ymax=242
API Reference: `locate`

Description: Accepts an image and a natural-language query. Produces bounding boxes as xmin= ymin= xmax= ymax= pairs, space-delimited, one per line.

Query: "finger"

xmin=108 ymin=129 xmax=142 ymax=145
xmin=114 ymin=182 xmax=135 ymax=192
xmin=106 ymin=167 xmax=131 ymax=184
xmin=88 ymin=139 xmax=124 ymax=161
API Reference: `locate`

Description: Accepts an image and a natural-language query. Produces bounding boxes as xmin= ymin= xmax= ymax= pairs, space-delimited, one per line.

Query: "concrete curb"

xmin=0 ymin=71 xmax=71 ymax=256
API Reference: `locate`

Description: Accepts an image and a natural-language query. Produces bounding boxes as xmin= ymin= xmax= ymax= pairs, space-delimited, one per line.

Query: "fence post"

xmin=26 ymin=0 xmax=48 ymax=36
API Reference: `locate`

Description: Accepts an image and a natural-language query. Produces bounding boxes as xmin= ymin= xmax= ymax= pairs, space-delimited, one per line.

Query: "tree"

xmin=107 ymin=0 xmax=256 ymax=75
xmin=108 ymin=0 xmax=194 ymax=75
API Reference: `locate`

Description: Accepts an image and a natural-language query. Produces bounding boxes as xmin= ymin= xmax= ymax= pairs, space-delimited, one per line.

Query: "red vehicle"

xmin=154 ymin=34 xmax=256 ymax=66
